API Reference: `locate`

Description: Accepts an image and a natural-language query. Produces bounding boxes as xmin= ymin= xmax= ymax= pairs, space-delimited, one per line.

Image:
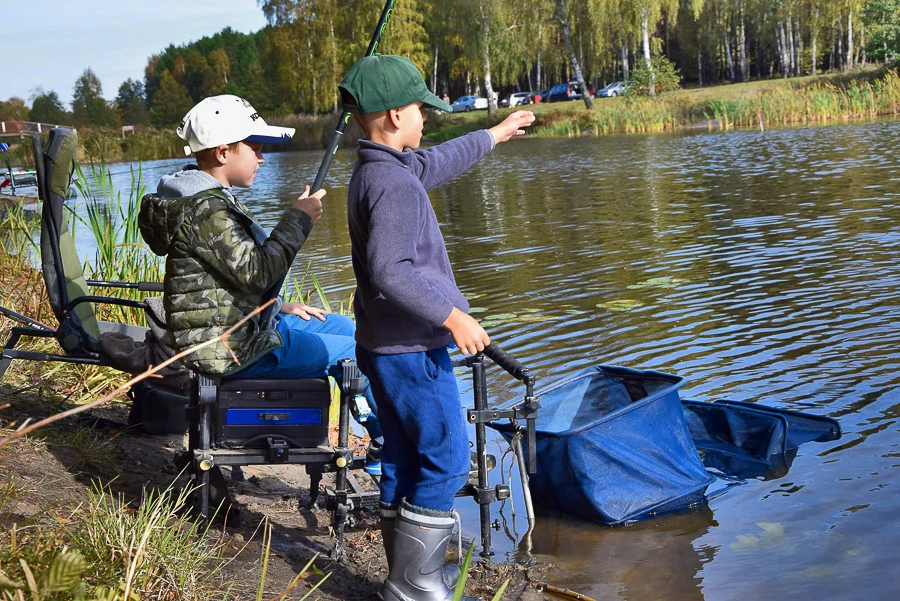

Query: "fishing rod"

xmin=310 ymin=0 xmax=396 ymax=193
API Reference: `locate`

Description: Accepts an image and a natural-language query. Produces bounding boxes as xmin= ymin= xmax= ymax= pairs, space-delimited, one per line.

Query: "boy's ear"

xmin=386 ymin=108 xmax=402 ymax=131
xmin=213 ymin=144 xmax=230 ymax=165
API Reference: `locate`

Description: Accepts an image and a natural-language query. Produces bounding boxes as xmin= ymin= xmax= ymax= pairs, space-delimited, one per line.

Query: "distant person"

xmin=340 ymin=55 xmax=534 ymax=600
xmin=137 ymin=94 xmax=384 ymax=474
xmin=442 ymin=92 xmax=450 ymax=106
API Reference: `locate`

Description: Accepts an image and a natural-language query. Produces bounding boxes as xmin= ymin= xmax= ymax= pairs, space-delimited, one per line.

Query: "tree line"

xmin=2 ymin=0 xmax=899 ymax=126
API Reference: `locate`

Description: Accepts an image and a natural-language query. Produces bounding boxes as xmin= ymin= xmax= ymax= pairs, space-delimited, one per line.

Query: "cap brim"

xmin=245 ymin=125 xmax=295 ymax=145
xmin=420 ymin=91 xmax=453 ymax=113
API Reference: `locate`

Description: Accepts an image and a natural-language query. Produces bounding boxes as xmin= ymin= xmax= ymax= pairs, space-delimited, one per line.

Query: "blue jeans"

xmin=229 ymin=313 xmax=382 ymax=441
xmin=356 ymin=345 xmax=470 ymax=511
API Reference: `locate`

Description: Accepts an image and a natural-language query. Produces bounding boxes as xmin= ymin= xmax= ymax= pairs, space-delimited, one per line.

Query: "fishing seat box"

xmin=215 ymin=378 xmax=332 ymax=449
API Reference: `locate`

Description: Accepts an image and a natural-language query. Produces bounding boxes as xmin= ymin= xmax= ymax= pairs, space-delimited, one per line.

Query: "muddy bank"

xmin=0 ymin=384 xmax=553 ymax=600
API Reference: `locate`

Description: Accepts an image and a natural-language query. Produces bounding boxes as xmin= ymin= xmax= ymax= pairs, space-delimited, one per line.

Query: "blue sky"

xmin=4 ymin=0 xmax=267 ymax=105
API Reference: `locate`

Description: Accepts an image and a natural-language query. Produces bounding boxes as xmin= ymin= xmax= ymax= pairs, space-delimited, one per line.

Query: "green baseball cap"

xmin=339 ymin=54 xmax=453 ymax=114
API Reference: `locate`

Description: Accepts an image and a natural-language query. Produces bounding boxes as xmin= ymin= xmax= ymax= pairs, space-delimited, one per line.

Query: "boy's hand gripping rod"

xmin=310 ymin=0 xmax=397 ymax=193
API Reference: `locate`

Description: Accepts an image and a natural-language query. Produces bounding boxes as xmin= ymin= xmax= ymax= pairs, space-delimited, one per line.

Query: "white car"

xmin=595 ymin=81 xmax=628 ymax=98
xmin=503 ymin=92 xmax=532 ymax=107
xmin=450 ymin=96 xmax=489 ymax=112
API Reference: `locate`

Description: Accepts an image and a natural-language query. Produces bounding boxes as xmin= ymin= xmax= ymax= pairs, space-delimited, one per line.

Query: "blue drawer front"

xmin=226 ymin=408 xmax=322 ymax=426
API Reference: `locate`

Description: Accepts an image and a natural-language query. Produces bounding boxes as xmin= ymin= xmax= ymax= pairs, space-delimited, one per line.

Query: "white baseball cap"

xmin=177 ymin=95 xmax=295 ymax=156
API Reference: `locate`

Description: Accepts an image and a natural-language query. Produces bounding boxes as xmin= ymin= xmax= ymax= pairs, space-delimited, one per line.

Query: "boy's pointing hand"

xmin=488 ymin=110 xmax=536 ymax=144
xmin=294 ymin=185 xmax=326 ymax=222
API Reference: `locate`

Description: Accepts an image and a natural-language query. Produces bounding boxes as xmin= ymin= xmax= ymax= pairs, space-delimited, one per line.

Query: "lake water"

xmin=81 ymin=120 xmax=899 ymax=600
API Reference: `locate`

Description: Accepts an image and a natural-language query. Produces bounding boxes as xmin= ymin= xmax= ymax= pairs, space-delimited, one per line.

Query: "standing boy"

xmin=139 ymin=95 xmax=384 ymax=473
xmin=340 ymin=55 xmax=534 ymax=601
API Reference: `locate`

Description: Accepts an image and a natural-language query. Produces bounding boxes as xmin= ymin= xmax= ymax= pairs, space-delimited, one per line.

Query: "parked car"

xmin=501 ymin=92 xmax=532 ymax=108
xmin=451 ymin=96 xmax=489 ymax=112
xmin=547 ymin=82 xmax=586 ymax=102
xmin=595 ymin=81 xmax=628 ymax=98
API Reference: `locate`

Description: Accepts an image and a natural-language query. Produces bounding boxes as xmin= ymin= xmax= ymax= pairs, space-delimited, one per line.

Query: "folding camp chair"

xmin=0 ymin=129 xmax=161 ymax=383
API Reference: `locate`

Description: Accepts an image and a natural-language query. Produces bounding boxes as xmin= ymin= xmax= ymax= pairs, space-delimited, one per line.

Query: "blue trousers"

xmin=230 ymin=313 xmax=382 ymax=441
xmin=356 ymin=345 xmax=469 ymax=511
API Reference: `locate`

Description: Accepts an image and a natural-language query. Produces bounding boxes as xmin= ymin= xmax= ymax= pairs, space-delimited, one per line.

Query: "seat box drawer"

xmin=215 ymin=378 xmax=331 ymax=448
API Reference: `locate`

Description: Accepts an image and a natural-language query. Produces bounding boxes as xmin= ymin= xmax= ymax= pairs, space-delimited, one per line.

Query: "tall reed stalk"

xmin=71 ymin=162 xmax=163 ymax=326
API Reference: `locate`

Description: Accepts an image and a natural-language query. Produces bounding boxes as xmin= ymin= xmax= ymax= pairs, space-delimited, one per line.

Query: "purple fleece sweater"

xmin=347 ymin=130 xmax=495 ymax=354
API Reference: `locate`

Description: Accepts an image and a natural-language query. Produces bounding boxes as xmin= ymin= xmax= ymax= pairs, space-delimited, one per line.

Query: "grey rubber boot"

xmin=380 ymin=503 xmax=461 ymax=590
xmin=381 ymin=500 xmax=477 ymax=601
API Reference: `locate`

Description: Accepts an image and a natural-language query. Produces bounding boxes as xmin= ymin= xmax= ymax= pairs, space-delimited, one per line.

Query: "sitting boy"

xmin=138 ymin=95 xmax=383 ymax=473
xmin=340 ymin=56 xmax=534 ymax=600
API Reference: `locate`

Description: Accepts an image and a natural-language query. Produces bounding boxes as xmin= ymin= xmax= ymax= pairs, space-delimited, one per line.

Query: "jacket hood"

xmin=157 ymin=165 xmax=228 ymax=199
xmin=140 ymin=166 xmax=232 ymax=256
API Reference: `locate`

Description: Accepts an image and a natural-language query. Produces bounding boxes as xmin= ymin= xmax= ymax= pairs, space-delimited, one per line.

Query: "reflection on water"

xmin=529 ymin=506 xmax=717 ymax=601
xmin=91 ymin=120 xmax=900 ymax=600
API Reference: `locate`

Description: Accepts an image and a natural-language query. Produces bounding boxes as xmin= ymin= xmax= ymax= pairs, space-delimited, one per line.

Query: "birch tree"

xmin=558 ymin=0 xmax=595 ymax=108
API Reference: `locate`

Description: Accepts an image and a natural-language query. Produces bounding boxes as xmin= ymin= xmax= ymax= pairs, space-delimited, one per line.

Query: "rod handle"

xmin=482 ymin=344 xmax=527 ymax=380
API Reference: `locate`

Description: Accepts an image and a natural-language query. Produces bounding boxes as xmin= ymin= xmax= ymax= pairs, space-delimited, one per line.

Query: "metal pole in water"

xmin=513 ymin=433 xmax=535 ymax=555
xmin=513 ymin=433 xmax=535 ymax=523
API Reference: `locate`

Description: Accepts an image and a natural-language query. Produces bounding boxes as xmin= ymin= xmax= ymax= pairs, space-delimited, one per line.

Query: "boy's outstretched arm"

xmin=412 ymin=110 xmax=535 ymax=191
xmin=193 ymin=187 xmax=324 ymax=295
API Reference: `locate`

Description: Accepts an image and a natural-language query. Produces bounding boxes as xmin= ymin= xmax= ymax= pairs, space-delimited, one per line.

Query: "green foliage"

xmin=864 ymin=0 xmax=900 ymax=62
xmin=149 ymin=70 xmax=193 ymax=127
xmin=29 ymin=89 xmax=70 ymax=124
xmin=115 ymin=79 xmax=148 ymax=126
xmin=628 ymin=54 xmax=682 ymax=96
xmin=0 ymin=97 xmax=29 ymax=121
xmin=72 ymin=68 xmax=115 ymax=127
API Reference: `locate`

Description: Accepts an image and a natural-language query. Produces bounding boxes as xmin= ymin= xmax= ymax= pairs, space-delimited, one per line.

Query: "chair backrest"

xmin=33 ymin=129 xmax=101 ymax=353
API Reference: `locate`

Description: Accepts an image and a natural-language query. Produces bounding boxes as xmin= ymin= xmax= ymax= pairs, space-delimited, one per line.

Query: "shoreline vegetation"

xmin=1 ymin=67 xmax=896 ymax=169
xmin=426 ymin=66 xmax=900 ymax=141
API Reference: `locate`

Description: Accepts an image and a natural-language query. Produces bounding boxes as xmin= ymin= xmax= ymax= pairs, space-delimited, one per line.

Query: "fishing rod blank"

xmin=310 ymin=0 xmax=396 ymax=194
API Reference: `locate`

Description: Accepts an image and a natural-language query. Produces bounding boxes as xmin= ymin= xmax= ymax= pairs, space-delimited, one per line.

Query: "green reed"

xmin=698 ymin=70 xmax=900 ymax=129
xmin=71 ymin=161 xmax=162 ymax=326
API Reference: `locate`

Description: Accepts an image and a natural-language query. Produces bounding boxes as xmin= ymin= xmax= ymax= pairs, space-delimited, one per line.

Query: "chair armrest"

xmin=65 ymin=296 xmax=149 ymax=314
xmin=86 ymin=280 xmax=164 ymax=293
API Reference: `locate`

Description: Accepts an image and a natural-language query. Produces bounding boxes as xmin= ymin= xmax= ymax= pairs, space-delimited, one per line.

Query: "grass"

xmin=424 ymin=65 xmax=900 ymax=141
xmin=0 ymin=476 xmax=228 ymax=601
xmin=0 ymin=475 xmax=332 ymax=601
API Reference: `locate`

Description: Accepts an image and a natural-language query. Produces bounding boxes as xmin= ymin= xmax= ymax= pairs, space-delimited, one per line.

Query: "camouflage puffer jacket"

xmin=139 ymin=184 xmax=312 ymax=375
